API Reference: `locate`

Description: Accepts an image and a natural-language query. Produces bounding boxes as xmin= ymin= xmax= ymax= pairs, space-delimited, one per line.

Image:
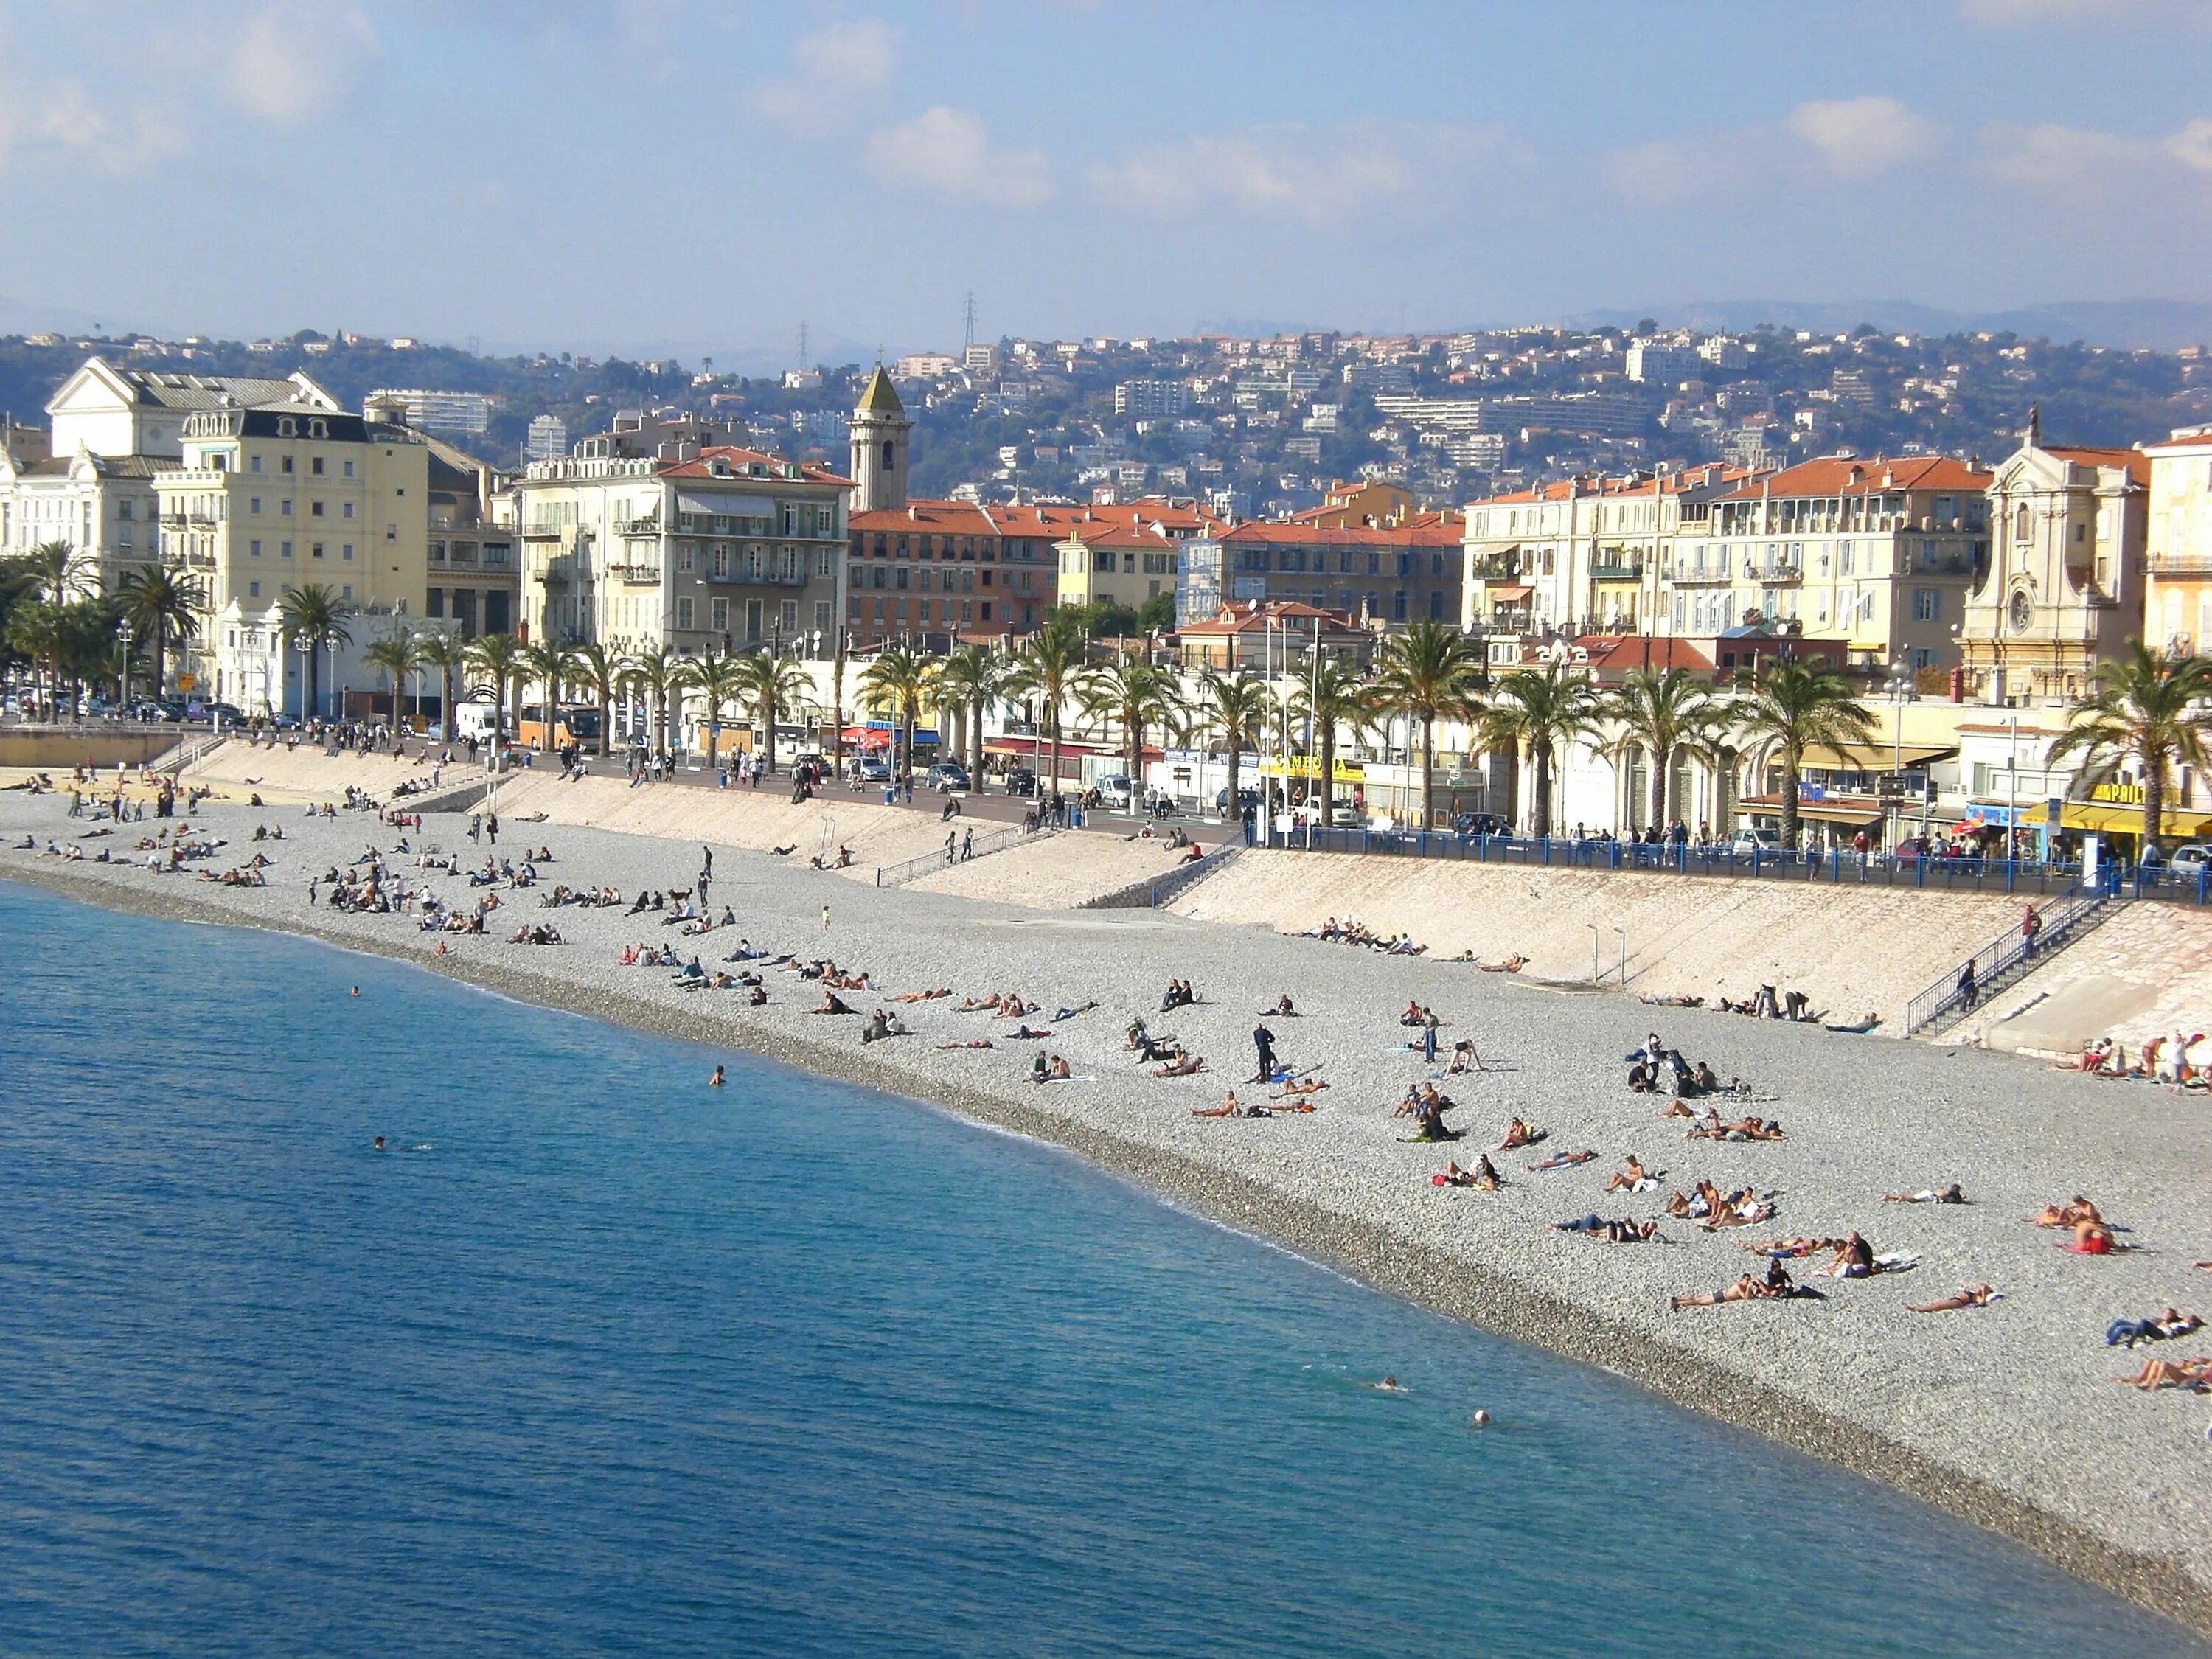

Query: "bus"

xmin=518 ymin=703 xmax=602 ymax=751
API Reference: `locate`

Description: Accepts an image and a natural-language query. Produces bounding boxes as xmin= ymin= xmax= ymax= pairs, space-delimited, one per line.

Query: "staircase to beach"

xmin=1901 ymin=891 xmax=2115 ymax=1037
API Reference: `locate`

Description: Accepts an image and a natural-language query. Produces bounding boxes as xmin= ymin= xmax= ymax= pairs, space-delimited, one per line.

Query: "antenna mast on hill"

xmin=798 ymin=319 xmax=810 ymax=369
xmin=963 ymin=291 xmax=978 ymax=353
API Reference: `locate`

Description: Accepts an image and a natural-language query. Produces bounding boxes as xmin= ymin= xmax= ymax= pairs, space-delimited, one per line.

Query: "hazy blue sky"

xmin=4 ymin=0 xmax=2211 ymax=364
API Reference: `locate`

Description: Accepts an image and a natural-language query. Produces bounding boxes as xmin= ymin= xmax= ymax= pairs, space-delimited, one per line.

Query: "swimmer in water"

xmin=1470 ymin=1409 xmax=1490 ymax=1427
xmin=709 ymin=1065 xmax=726 ymax=1087
xmin=372 ymin=1135 xmax=386 ymax=1151
xmin=349 ymin=986 xmax=360 ymax=998
xmin=1368 ymin=1376 xmax=1404 ymax=1393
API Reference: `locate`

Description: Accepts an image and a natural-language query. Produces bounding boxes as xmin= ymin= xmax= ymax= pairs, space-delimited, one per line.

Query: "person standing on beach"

xmin=1251 ymin=1022 xmax=1278 ymax=1083
xmin=961 ymin=828 xmax=973 ymax=861
xmin=469 ymin=813 xmax=481 ymax=844
xmin=945 ymin=829 xmax=957 ymax=864
xmin=487 ymin=812 xmax=498 ymax=846
xmin=821 ymin=904 xmax=831 ymax=933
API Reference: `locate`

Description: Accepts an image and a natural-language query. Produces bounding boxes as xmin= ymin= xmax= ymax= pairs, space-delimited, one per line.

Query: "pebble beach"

xmin=5 ymin=787 xmax=2210 ymax=1635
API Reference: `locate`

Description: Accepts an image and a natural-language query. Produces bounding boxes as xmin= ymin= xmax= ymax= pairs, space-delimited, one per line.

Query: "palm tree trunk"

xmin=706 ymin=716 xmax=720 ymax=772
xmin=902 ymin=708 xmax=917 ymax=784
xmin=1652 ymin=740 xmax=1671 ymax=828
xmin=151 ymin=623 xmax=166 ymax=700
xmin=442 ymin=663 xmax=456 ymax=735
xmin=1320 ymin=721 xmax=1337 ymax=818
xmin=599 ymin=687 xmax=613 ymax=757
xmin=765 ymin=695 xmax=778 ymax=774
xmin=970 ymin=699 xmax=984 ymax=788
xmin=1226 ymin=733 xmax=1241 ymax=827
xmin=2143 ymin=760 xmax=2165 ymax=858
xmin=1420 ymin=714 xmax=1435 ymax=830
xmin=1049 ymin=708 xmax=1063 ymax=803
xmin=1780 ymin=753 xmax=1801 ymax=851
xmin=1534 ymin=743 xmax=1553 ymax=839
xmin=307 ymin=650 xmax=320 ymax=722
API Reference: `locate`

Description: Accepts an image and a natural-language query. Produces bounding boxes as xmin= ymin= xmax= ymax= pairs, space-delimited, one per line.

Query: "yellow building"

xmin=2141 ymin=425 xmax=2212 ymax=658
xmin=155 ymin=401 xmax=431 ymax=714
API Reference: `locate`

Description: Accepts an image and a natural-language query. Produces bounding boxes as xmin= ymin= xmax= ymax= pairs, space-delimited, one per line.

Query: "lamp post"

xmin=1884 ymin=660 xmax=1910 ymax=852
xmin=116 ymin=618 xmax=132 ymax=712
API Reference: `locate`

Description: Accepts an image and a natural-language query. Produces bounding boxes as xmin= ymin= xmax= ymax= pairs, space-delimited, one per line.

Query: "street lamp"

xmin=1883 ymin=659 xmax=1911 ymax=852
xmin=116 ymin=617 xmax=133 ymax=712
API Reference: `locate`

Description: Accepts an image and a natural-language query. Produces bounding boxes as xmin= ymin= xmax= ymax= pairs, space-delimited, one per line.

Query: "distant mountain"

xmin=1563 ymin=298 xmax=2212 ymax=352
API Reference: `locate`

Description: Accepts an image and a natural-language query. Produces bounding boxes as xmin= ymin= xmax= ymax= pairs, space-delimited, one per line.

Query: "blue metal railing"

xmin=1902 ymin=891 xmax=2110 ymax=1035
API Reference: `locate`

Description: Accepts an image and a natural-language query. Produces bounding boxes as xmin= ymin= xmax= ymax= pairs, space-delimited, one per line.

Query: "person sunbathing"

xmin=1821 ymin=1232 xmax=1876 ymax=1278
xmin=1273 ymin=1076 xmax=1329 ymax=1099
xmin=1476 ymin=953 xmax=1527 ymax=973
xmin=2106 ymin=1310 xmax=2202 ymax=1348
xmin=1556 ymin=1214 xmax=1661 ymax=1242
xmin=1658 ymin=1097 xmax=1696 ymax=1119
xmin=1498 ymin=1117 xmax=1540 ymax=1150
xmin=1154 ymin=1053 xmax=1205 ymax=1078
xmin=1671 ymin=1274 xmax=1777 ymax=1310
xmin=1433 ymin=1155 xmax=1500 ymax=1190
xmin=2112 ymin=1356 xmax=2212 ymax=1391
xmin=1910 ymin=1282 xmax=1999 ymax=1313
xmin=1051 ymin=1001 xmax=1099 ymax=1022
xmin=1192 ymin=1091 xmax=1242 ymax=1118
xmin=1011 ymin=1024 xmax=1052 ymax=1041
xmin=808 ymin=990 xmax=855 ymax=1015
xmin=2031 ymin=1197 xmax=2103 ymax=1228
xmin=1041 ymin=1055 xmax=1072 ymax=1082
xmin=937 ymin=1038 xmax=995 ymax=1050
xmin=895 ymin=987 xmax=952 ymax=1003
xmin=1741 ymin=1236 xmax=1844 ymax=1259
xmin=1702 ymin=1196 xmax=1777 ymax=1231
xmin=2063 ymin=1217 xmax=2124 ymax=1254
xmin=1264 ymin=994 xmax=1297 ymax=1017
xmin=1526 ymin=1148 xmax=1596 ymax=1172
xmin=1884 ymin=1183 xmax=1967 ymax=1205
xmin=1603 ymin=1155 xmax=1657 ymax=1194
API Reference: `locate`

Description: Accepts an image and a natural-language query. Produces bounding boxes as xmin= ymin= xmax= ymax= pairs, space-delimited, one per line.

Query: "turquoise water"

xmin=0 ymin=880 xmax=2202 ymax=1658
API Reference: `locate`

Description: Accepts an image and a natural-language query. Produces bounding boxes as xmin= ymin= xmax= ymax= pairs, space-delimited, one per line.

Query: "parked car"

xmin=2168 ymin=843 xmax=2212 ymax=874
xmin=1096 ymin=774 xmax=1133 ymax=810
xmin=1215 ymin=786 xmax=1262 ymax=815
xmin=855 ymin=757 xmax=892 ymax=785
xmin=924 ymin=762 xmax=970 ymax=793
xmin=1328 ymin=802 xmax=1363 ymax=827
xmin=1731 ymin=827 xmax=1784 ymax=856
xmin=1006 ymin=767 xmax=1038 ymax=798
xmin=1453 ymin=812 xmax=1509 ymax=837
xmin=131 ymin=700 xmax=181 ymax=723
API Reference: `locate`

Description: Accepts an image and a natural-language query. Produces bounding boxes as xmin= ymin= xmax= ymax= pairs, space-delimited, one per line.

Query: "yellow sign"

xmin=1259 ymin=756 xmax=1366 ymax=782
xmin=2090 ymin=781 xmax=2146 ymax=804
xmin=178 ymin=674 xmax=195 ymax=692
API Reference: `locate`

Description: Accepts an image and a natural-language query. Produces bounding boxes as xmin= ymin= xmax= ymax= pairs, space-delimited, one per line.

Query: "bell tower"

xmin=849 ymin=364 xmax=911 ymax=514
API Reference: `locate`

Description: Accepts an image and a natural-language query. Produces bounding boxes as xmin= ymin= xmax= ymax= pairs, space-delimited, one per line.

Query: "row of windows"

xmin=852 ymin=534 xmax=1048 ymax=561
xmin=245 ymin=451 xmax=355 ymax=478
xmin=849 ymin=594 xmax=996 ymax=626
xmin=238 ymin=580 xmax=353 ymax=602
xmin=849 ymin=563 xmax=1032 ymax=594
xmin=246 ymin=539 xmax=354 ymax=560
xmin=245 ymin=497 xmax=355 ymax=520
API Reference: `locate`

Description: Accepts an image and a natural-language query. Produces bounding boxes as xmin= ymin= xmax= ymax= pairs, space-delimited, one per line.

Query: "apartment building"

xmin=1666 ymin=456 xmax=1990 ymax=673
xmin=1959 ymin=424 xmax=2146 ymax=702
xmin=1186 ymin=511 xmax=1464 ymax=629
xmin=153 ymin=399 xmax=431 ymax=714
xmin=0 ymin=357 xmax=338 ymax=594
xmin=517 ymin=445 xmax=848 ymax=657
xmin=1461 ymin=465 xmax=1747 ymax=637
xmin=2140 ymin=425 xmax=2212 ymax=659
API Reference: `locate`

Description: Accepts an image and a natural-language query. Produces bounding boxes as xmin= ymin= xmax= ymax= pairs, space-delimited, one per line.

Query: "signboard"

xmin=178 ymin=674 xmax=195 ymax=692
xmin=2092 ymin=781 xmax=2146 ymax=805
xmin=2047 ymin=797 xmax=2062 ymax=829
xmin=1259 ymin=757 xmax=1367 ymax=782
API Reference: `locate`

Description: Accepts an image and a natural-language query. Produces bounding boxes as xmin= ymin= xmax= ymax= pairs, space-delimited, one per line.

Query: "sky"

xmin=4 ymin=0 xmax=2212 ymax=366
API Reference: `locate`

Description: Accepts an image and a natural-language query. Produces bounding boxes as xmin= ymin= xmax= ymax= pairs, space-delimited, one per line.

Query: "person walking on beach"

xmin=470 ymin=813 xmax=481 ymax=844
xmin=487 ymin=812 xmax=499 ymax=846
xmin=821 ymin=903 xmax=831 ymax=933
xmin=961 ymin=827 xmax=973 ymax=861
xmin=1251 ymin=1021 xmax=1278 ymax=1083
xmin=945 ymin=829 xmax=957 ymax=865
xmin=703 ymin=846 xmax=713 ymax=880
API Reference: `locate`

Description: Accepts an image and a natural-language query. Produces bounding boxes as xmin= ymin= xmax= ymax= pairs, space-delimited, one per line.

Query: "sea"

xmin=1 ymin=877 xmax=2204 ymax=1658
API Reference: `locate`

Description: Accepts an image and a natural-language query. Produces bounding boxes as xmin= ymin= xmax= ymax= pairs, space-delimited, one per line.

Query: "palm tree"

xmin=1371 ymin=619 xmax=1486 ymax=832
xmin=571 ymin=641 xmax=622 ymax=757
xmin=1001 ymin=611 xmax=1089 ymax=800
xmin=934 ymin=642 xmax=1001 ymax=773
xmin=520 ymin=639 xmax=580 ymax=739
xmin=1290 ymin=657 xmax=1371 ymax=820
xmin=1730 ymin=660 xmax=1877 ymax=852
xmin=26 ymin=540 xmax=84 ymax=603
xmin=278 ymin=583 xmax=352 ymax=720
xmin=678 ymin=647 xmax=748 ymax=772
xmin=2046 ymin=641 xmax=2212 ymax=856
xmin=730 ymin=648 xmax=814 ymax=774
xmin=117 ymin=565 xmax=202 ymax=700
xmin=4 ymin=599 xmax=64 ymax=718
xmin=464 ymin=632 xmax=526 ymax=744
xmin=414 ymin=630 xmax=468 ymax=737
xmin=857 ymin=644 xmax=937 ymax=786
xmin=1479 ymin=661 xmax=1600 ymax=840
xmin=1189 ymin=666 xmax=1269 ymax=823
xmin=624 ymin=643 xmax=683 ymax=758
xmin=362 ymin=634 xmax=422 ymax=729
xmin=1079 ymin=650 xmax=1178 ymax=796
xmin=1601 ymin=667 xmax=1721 ymax=831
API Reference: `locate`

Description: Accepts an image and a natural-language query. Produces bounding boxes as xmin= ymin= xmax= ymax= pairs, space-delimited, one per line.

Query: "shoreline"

xmin=6 ymin=848 xmax=2210 ymax=1636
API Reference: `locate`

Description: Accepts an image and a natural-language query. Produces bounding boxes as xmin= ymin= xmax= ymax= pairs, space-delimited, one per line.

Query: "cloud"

xmin=226 ymin=1 xmax=378 ymax=124
xmin=1958 ymin=0 xmax=2191 ymax=21
xmin=757 ymin=18 xmax=898 ymax=128
xmin=1786 ymin=97 xmax=1940 ymax=178
xmin=0 ymin=77 xmax=185 ymax=175
xmin=2165 ymin=119 xmax=2212 ymax=172
xmin=1091 ymin=122 xmax=1500 ymax=224
xmin=1981 ymin=121 xmax=2167 ymax=190
xmin=866 ymin=105 xmax=1052 ymax=208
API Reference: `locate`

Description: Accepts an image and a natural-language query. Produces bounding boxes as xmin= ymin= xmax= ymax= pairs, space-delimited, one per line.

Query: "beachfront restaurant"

xmin=1737 ymin=738 xmax=1953 ymax=848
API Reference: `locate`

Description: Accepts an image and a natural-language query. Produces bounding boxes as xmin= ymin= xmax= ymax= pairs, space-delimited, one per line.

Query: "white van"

xmin=452 ymin=700 xmax=501 ymax=742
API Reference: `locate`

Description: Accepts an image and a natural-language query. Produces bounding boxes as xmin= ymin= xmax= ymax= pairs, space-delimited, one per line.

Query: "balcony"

xmin=524 ymin=524 xmax=566 ymax=540
xmin=616 ymin=517 xmax=662 ymax=538
xmin=2149 ymin=550 xmax=2212 ymax=577
xmin=608 ymin=563 xmax=663 ymax=585
xmin=538 ymin=554 xmax=578 ymax=584
xmin=1588 ymin=562 xmax=1644 ymax=582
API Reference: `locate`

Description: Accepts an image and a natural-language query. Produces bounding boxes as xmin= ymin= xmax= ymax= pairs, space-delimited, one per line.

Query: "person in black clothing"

xmin=1251 ymin=1022 xmax=1277 ymax=1082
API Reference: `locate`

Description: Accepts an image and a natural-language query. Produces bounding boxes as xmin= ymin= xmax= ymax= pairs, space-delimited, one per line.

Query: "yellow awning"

xmin=1801 ymin=742 xmax=1955 ymax=771
xmin=2059 ymin=801 xmax=2212 ymax=837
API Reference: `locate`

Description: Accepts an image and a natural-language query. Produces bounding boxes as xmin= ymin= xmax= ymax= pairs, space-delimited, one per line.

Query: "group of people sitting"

xmin=507 ymin=922 xmax=563 ymax=945
xmin=2031 ymin=1196 xmax=2126 ymax=1255
xmin=669 ymin=956 xmax=767 ymax=1001
xmin=1714 ymin=984 xmax=1821 ymax=1022
xmin=1304 ymin=916 xmax=1430 ymax=956
xmin=1159 ymin=979 xmax=1200 ymax=1012
xmin=1666 ymin=1180 xmax=1776 ymax=1229
xmin=1624 ymin=1034 xmax=1734 ymax=1099
xmin=2070 ymin=1034 xmax=2208 ymax=1086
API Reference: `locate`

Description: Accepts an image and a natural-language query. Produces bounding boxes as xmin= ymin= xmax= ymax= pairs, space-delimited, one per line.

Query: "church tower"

xmin=849 ymin=365 xmax=911 ymax=514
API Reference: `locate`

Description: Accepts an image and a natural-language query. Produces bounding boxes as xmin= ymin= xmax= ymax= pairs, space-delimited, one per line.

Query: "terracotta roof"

xmin=655 ymin=445 xmax=849 ymax=486
xmin=1220 ymin=515 xmax=1462 ymax=549
xmin=1570 ymin=635 xmax=1715 ymax=674
xmin=1179 ymin=599 xmax=1364 ymax=636
xmin=2043 ymin=445 xmax=2149 ymax=488
xmin=1717 ymin=455 xmax=1990 ymax=501
xmin=1472 ymin=463 xmax=1751 ymax=509
xmin=849 ymin=495 xmax=1222 ymax=539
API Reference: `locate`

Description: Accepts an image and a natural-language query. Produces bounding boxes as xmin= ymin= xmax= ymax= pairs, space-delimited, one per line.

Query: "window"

xmin=342 ymin=502 xmax=354 ymax=520
xmin=281 ymin=499 xmax=293 ymax=516
xmin=118 ymin=500 xmax=134 ymax=521
xmin=309 ymin=420 xmax=327 ymax=439
xmin=342 ymin=543 xmax=353 ymax=560
xmin=2014 ymin=503 xmax=2030 ymax=544
xmin=1913 ymin=587 xmax=1940 ymax=623
xmin=281 ymin=540 xmax=293 ymax=558
xmin=310 ymin=457 xmax=324 ymax=476
xmin=882 ymin=440 xmax=895 ymax=471
xmin=248 ymin=581 xmax=260 ymax=599
xmin=281 ymin=455 xmax=294 ymax=473
xmin=249 ymin=455 xmax=262 ymax=473
xmin=676 ymin=597 xmax=695 ymax=630
xmin=249 ymin=498 xmax=262 ymax=515
xmin=250 ymin=539 xmax=262 ymax=557
xmin=711 ymin=597 xmax=728 ymax=631
xmin=386 ymin=524 xmax=397 ymax=543
xmin=343 ymin=459 xmax=355 ymax=479
xmin=312 ymin=542 xmax=325 ymax=559
xmin=311 ymin=501 xmax=325 ymax=518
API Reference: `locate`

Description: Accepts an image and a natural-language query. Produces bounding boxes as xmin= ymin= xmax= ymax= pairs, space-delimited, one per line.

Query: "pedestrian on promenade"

xmin=2023 ymin=903 xmax=2042 ymax=956
xmin=945 ymin=830 xmax=957 ymax=865
xmin=961 ymin=828 xmax=973 ymax=861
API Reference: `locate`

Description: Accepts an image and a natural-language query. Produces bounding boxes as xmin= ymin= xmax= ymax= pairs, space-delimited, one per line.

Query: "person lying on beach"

xmin=1740 ymin=1236 xmax=1846 ymax=1259
xmin=1433 ymin=1155 xmax=1500 ymax=1190
xmin=1051 ymin=1001 xmax=1099 ymax=1022
xmin=1701 ymin=1197 xmax=1777 ymax=1231
xmin=1153 ymin=1053 xmax=1205 ymax=1078
xmin=1192 ymin=1091 xmax=1243 ymax=1118
xmin=1603 ymin=1155 xmax=1658 ymax=1195
xmin=1273 ymin=1076 xmax=1329 ymax=1099
xmin=2112 ymin=1356 xmax=2212 ymax=1391
xmin=1686 ymin=1116 xmax=1784 ymax=1143
xmin=1639 ymin=992 xmax=1706 ymax=1008
xmin=1011 ymin=1025 xmax=1051 ymax=1041
xmin=894 ymin=987 xmax=953 ymax=1003
xmin=808 ymin=990 xmax=855 ymax=1015
xmin=1475 ymin=954 xmax=1528 ymax=973
xmin=1911 ymin=1283 xmax=2000 ymax=1314
xmin=1671 ymin=1274 xmax=1781 ymax=1310
xmin=1556 ymin=1214 xmax=1661 ymax=1242
xmin=938 ymin=1039 xmax=995 ymax=1051
xmin=1885 ymin=1184 xmax=1967 ymax=1205
xmin=2107 ymin=1310 xmax=2203 ymax=1348
xmin=1526 ymin=1148 xmax=1596 ymax=1172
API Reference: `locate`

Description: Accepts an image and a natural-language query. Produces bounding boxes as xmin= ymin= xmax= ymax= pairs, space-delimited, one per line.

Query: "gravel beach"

xmin=6 ymin=790 xmax=2210 ymax=1634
